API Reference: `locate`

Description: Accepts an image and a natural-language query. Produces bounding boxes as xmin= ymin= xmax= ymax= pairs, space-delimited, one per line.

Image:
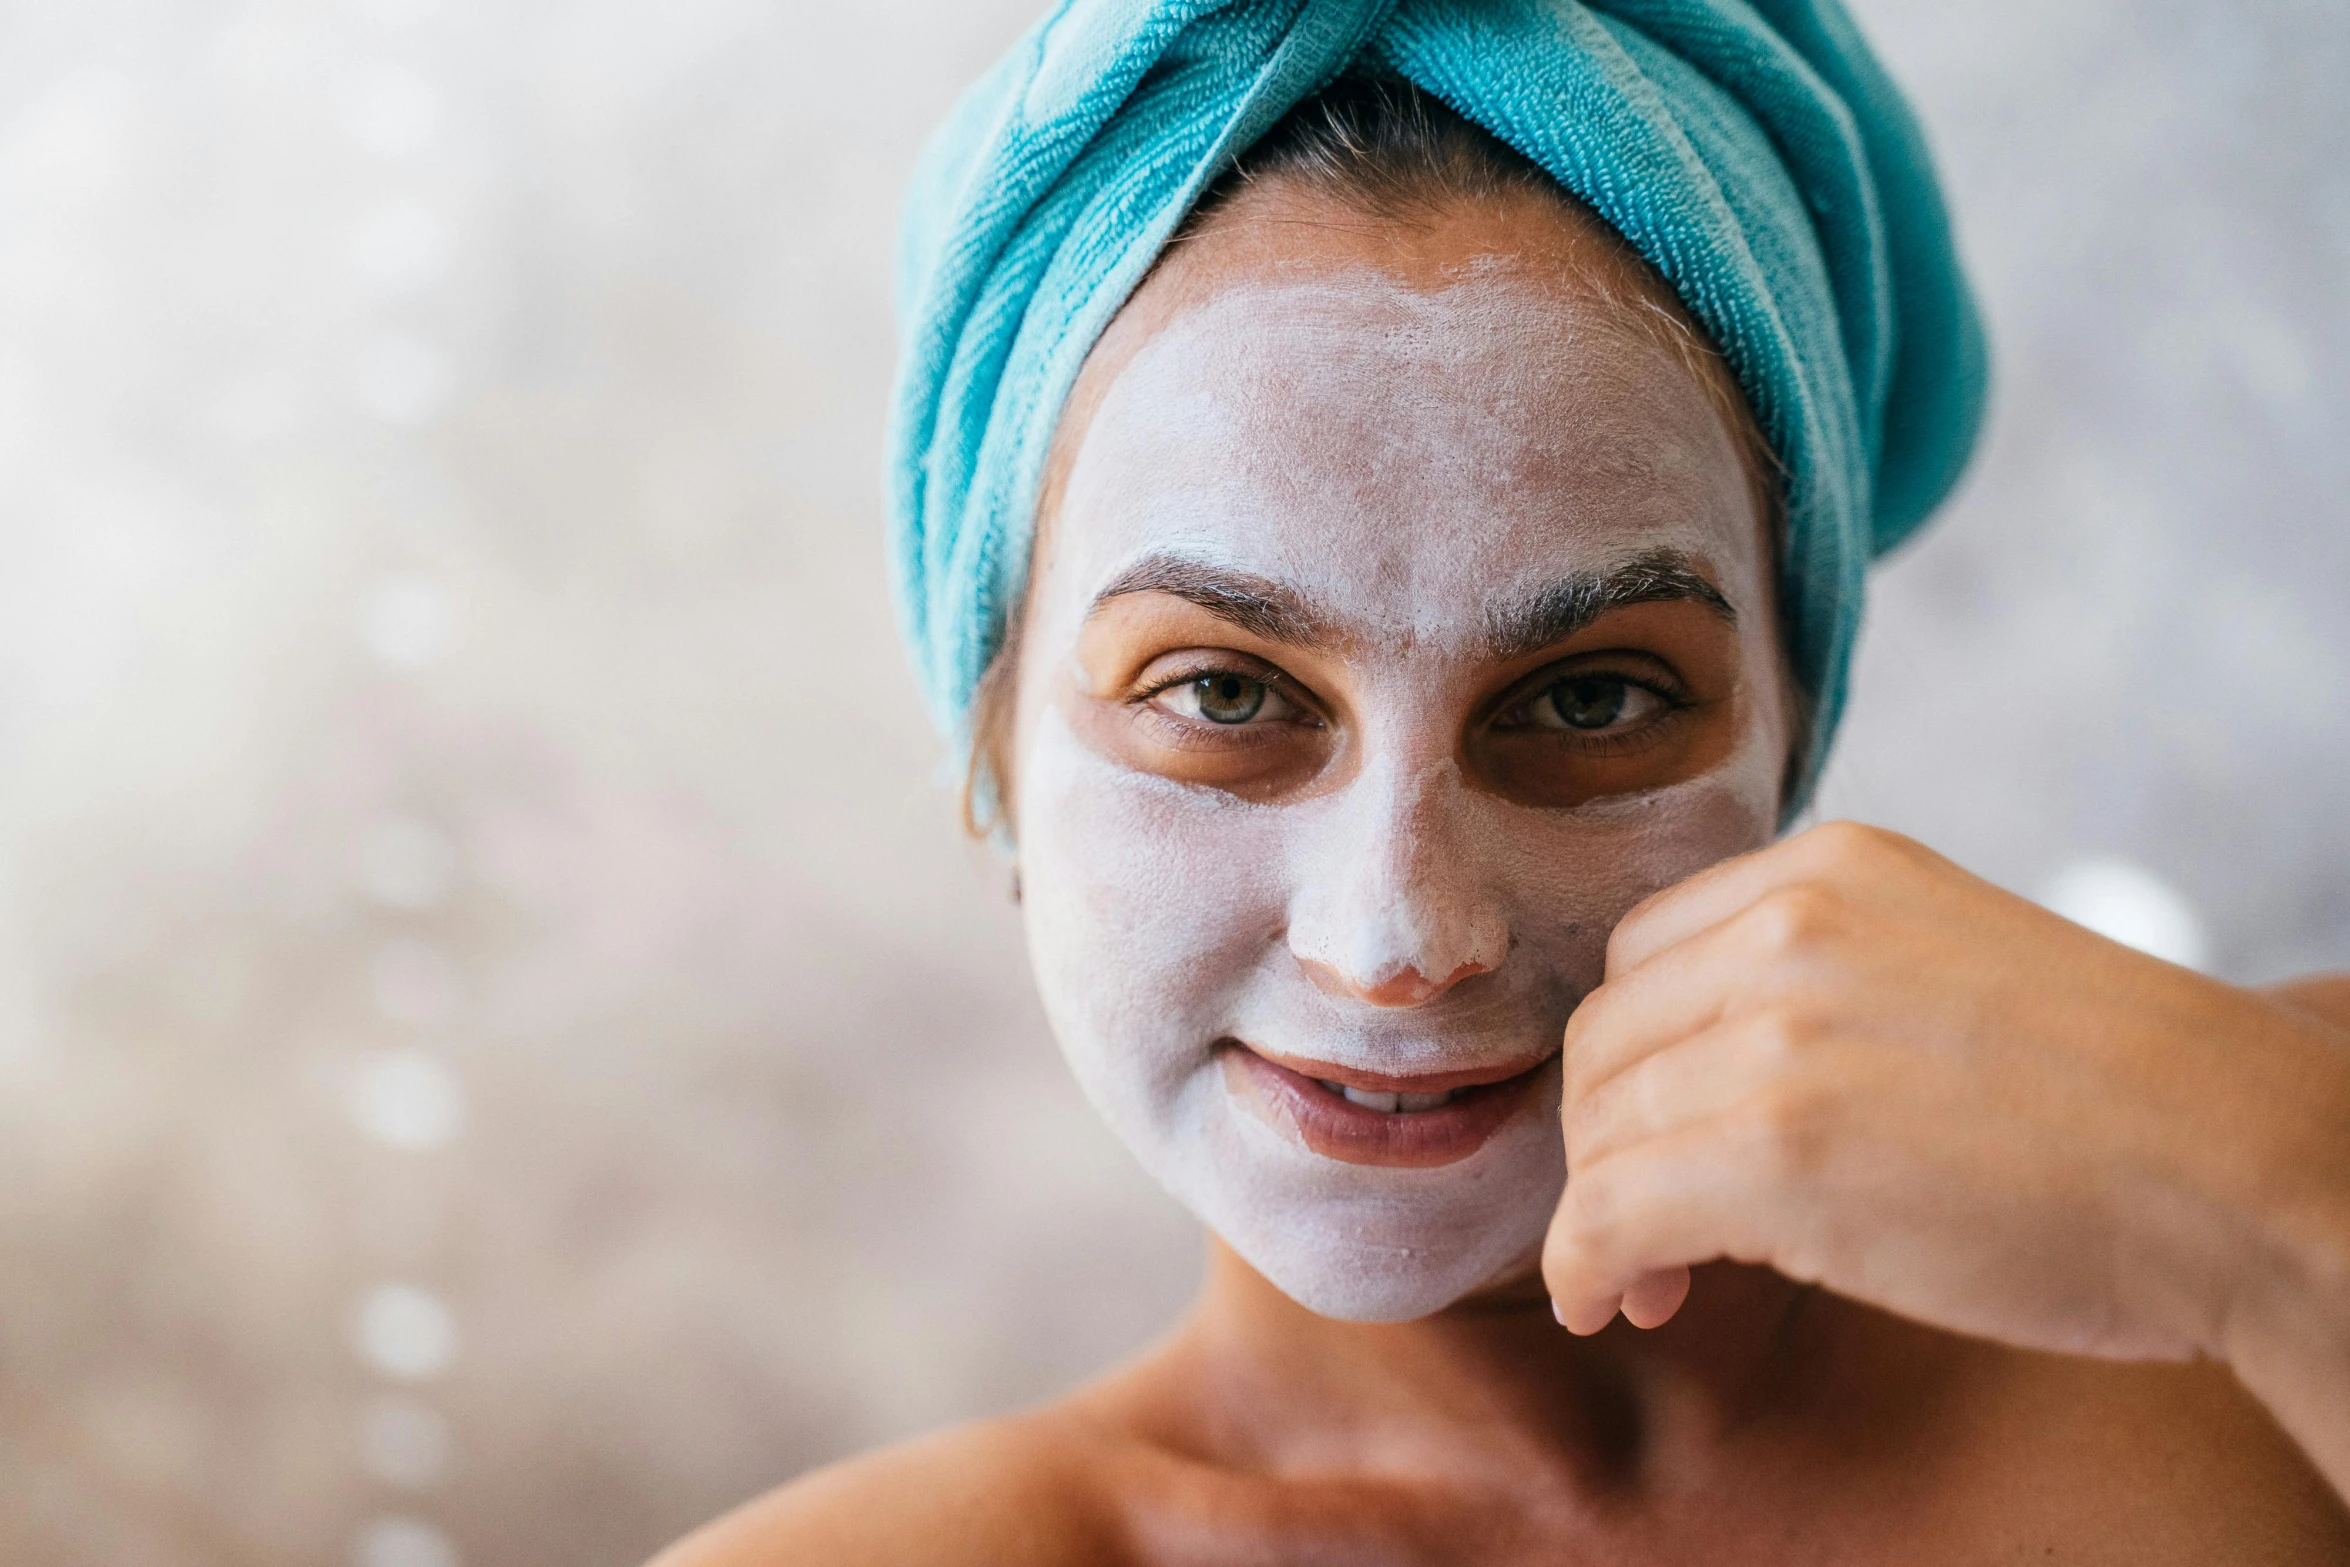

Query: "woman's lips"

xmin=1219 ymin=1041 xmax=1556 ymax=1169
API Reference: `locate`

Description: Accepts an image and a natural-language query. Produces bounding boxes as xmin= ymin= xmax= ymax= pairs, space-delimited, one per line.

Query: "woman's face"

xmin=1010 ymin=185 xmax=1791 ymax=1321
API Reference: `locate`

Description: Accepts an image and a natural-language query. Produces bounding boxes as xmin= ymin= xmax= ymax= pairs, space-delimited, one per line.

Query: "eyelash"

xmin=1129 ymin=658 xmax=1691 ymax=738
xmin=1128 ymin=658 xmax=1323 ymax=732
xmin=1495 ymin=663 xmax=1694 ymax=750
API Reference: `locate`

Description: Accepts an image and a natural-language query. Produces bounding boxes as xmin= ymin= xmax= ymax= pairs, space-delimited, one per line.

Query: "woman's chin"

xmin=1231 ymin=1222 xmax=1550 ymax=1323
xmin=1180 ymin=1072 xmax=1568 ymax=1324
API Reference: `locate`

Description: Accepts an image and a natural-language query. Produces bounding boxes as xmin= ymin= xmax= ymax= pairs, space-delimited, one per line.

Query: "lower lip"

xmin=1219 ymin=1045 xmax=1554 ymax=1169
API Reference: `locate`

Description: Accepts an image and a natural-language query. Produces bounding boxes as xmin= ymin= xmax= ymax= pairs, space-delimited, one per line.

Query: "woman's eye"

xmin=1528 ymin=675 xmax=1662 ymax=732
xmin=1152 ymin=672 xmax=1290 ymax=725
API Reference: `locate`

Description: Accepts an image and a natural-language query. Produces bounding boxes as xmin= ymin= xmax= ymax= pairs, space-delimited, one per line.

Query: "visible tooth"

xmin=1340 ymin=1085 xmax=1402 ymax=1113
xmin=1395 ymin=1090 xmax=1453 ymax=1112
xmin=1317 ymin=1079 xmax=1346 ymax=1095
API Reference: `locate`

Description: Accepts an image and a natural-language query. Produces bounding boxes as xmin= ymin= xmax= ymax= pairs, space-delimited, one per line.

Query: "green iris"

xmin=1194 ymin=673 xmax=1266 ymax=724
xmin=1547 ymin=676 xmax=1628 ymax=730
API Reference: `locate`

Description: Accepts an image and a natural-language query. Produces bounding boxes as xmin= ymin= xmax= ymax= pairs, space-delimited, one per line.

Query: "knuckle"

xmin=1560 ymin=1089 xmax=1604 ymax=1155
xmin=1603 ymin=912 xmax=1651 ymax=973
xmin=1746 ymin=883 xmax=1843 ymax=954
xmin=1811 ymin=819 xmax=1924 ymax=871
xmin=1811 ymin=818 xmax=1882 ymax=856
xmin=1746 ymin=1004 xmax=1819 ymax=1068
xmin=1563 ymin=982 xmax=1614 ymax=1045
xmin=1559 ymin=1017 xmax=1610 ymax=1104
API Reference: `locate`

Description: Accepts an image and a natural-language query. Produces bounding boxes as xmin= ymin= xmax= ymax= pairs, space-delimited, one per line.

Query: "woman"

xmin=661 ymin=1 xmax=2350 ymax=1559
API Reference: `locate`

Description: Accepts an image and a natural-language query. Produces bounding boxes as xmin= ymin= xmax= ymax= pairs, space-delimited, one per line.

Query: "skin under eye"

xmin=1095 ymin=652 xmax=1332 ymax=802
xmin=1490 ymin=665 xmax=1686 ymax=744
xmin=1471 ymin=647 xmax=1724 ymax=809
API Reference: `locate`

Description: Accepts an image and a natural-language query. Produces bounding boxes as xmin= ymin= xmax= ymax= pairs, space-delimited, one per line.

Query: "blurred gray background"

xmin=0 ymin=1 xmax=2343 ymax=1563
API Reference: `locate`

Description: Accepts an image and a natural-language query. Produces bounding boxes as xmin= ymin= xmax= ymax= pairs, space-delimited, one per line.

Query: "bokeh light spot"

xmin=2040 ymin=856 xmax=2211 ymax=971
xmin=352 ymin=1284 xmax=458 ymax=1381
xmin=350 ymin=1050 xmax=464 ymax=1151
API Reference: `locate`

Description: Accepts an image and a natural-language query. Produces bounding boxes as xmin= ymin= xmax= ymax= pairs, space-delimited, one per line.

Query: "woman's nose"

xmin=1285 ymin=754 xmax=1509 ymax=1008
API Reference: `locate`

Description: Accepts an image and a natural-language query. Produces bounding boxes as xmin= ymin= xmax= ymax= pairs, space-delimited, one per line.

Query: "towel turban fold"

xmin=889 ymin=0 xmax=1988 ymax=803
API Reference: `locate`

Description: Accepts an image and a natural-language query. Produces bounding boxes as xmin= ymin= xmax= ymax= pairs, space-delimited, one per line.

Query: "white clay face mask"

xmin=1012 ymin=262 xmax=1789 ymax=1321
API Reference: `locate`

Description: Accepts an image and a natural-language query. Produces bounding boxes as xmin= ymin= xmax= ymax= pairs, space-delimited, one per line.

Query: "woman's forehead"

xmin=1047 ymin=267 xmax=1765 ymax=645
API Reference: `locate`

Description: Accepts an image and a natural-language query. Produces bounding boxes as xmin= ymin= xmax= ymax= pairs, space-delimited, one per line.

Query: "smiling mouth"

xmin=1218 ymin=1041 xmax=1557 ymax=1168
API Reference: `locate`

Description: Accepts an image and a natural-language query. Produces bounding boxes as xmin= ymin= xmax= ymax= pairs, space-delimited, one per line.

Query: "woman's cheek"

xmin=1555 ymin=758 xmax=1781 ymax=907
xmin=1015 ymin=707 xmax=1290 ymax=1127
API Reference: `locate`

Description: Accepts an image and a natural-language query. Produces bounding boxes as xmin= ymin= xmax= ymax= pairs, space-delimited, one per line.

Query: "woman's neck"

xmin=1162 ymin=1237 xmax=1865 ymax=1492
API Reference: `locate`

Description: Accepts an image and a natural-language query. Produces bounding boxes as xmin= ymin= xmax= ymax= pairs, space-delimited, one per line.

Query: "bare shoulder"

xmin=645 ymin=1405 xmax=1137 ymax=1567
xmin=1953 ymin=1350 xmax=2350 ymax=1562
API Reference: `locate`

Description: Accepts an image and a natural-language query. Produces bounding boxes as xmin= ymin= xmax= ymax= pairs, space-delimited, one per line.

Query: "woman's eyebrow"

xmin=1482 ymin=548 xmax=1737 ymax=661
xmin=1088 ymin=554 xmax=1329 ymax=646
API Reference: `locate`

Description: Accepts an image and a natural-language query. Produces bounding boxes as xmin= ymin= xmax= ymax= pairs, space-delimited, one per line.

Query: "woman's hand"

xmin=1543 ymin=823 xmax=2350 ymax=1486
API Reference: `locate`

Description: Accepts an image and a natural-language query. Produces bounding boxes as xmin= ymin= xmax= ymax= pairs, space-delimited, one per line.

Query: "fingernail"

xmin=1551 ymin=1299 xmax=1567 ymax=1328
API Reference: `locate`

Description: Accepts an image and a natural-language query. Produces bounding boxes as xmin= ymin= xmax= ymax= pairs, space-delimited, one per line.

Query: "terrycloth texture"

xmin=891 ymin=0 xmax=1988 ymax=802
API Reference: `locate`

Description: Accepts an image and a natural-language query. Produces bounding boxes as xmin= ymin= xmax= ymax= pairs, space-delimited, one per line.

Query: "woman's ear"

xmin=961 ymin=632 xmax=1025 ymax=843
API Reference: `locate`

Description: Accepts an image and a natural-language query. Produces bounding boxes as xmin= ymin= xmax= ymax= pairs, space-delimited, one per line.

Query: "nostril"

xmin=1299 ymin=957 xmax=1489 ymax=1008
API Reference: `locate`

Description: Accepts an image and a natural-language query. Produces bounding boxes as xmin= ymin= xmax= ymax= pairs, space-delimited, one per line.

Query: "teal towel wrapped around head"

xmin=890 ymin=0 xmax=1988 ymax=803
